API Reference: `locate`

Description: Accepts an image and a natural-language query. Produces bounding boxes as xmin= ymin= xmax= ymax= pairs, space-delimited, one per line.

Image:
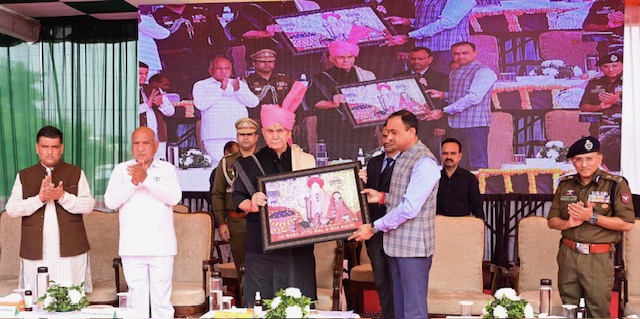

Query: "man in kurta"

xmin=6 ymin=126 xmax=95 ymax=296
xmin=104 ymin=127 xmax=182 ymax=319
xmin=193 ymin=57 xmax=259 ymax=167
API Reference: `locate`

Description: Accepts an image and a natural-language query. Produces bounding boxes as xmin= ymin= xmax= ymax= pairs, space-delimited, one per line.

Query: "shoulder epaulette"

xmin=600 ymin=173 xmax=624 ymax=183
xmin=559 ymin=174 xmax=576 ymax=182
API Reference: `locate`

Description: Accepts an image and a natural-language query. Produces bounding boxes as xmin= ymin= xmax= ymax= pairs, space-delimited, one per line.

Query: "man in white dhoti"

xmin=104 ymin=126 xmax=182 ymax=319
xmin=6 ymin=126 xmax=95 ymax=296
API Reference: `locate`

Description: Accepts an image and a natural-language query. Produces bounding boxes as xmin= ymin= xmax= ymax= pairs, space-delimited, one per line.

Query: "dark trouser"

xmin=449 ymin=127 xmax=489 ymax=171
xmin=365 ymin=233 xmax=394 ymax=318
xmin=242 ymin=251 xmax=317 ymax=307
xmin=227 ymin=217 xmax=247 ymax=279
xmin=389 ymin=256 xmax=432 ymax=319
xmin=557 ymin=243 xmax=614 ymax=318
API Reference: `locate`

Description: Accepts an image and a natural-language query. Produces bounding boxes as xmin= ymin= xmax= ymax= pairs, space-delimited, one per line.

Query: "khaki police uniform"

xmin=548 ymin=170 xmax=635 ymax=317
xmin=580 ymin=74 xmax=622 ymax=136
xmin=211 ymin=118 xmax=258 ymax=278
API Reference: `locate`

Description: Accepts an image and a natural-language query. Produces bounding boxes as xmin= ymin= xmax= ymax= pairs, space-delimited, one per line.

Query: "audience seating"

xmin=544 ymin=110 xmax=590 ymax=146
xmin=83 ymin=211 xmax=122 ymax=305
xmin=213 ymin=239 xmax=241 ymax=305
xmin=512 ymin=216 xmax=563 ymax=316
xmin=622 ymin=219 xmax=640 ymax=316
xmin=315 ymin=240 xmax=345 ymax=311
xmin=488 ymin=112 xmax=514 ymax=169
xmin=539 ymin=31 xmax=597 ymax=70
xmin=0 ymin=212 xmax=21 ymax=296
xmin=428 ymin=215 xmax=502 ymax=316
xmin=347 ymin=242 xmax=375 ymax=314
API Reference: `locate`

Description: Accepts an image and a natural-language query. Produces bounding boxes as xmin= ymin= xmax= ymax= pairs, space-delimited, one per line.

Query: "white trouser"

xmin=122 ymin=256 xmax=174 ymax=319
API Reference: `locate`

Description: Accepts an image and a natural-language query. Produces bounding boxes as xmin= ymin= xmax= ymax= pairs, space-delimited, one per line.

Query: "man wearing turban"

xmin=232 ymin=82 xmax=317 ymax=306
xmin=304 ymin=25 xmax=378 ymax=160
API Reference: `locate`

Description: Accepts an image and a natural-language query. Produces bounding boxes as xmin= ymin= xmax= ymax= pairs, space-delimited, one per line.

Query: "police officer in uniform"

xmin=246 ymin=49 xmax=294 ymax=148
xmin=152 ymin=4 xmax=226 ymax=98
xmin=211 ymin=117 xmax=260 ymax=279
xmin=579 ymin=53 xmax=623 ymax=170
xmin=548 ymin=136 xmax=635 ymax=318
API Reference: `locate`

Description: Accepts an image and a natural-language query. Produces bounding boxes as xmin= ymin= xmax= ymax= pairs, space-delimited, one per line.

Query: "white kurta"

xmin=104 ymin=159 xmax=181 ymax=319
xmin=5 ymin=167 xmax=95 ymax=294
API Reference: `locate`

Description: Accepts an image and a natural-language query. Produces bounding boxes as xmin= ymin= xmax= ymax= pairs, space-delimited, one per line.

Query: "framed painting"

xmin=257 ymin=162 xmax=370 ymax=251
xmin=337 ymin=75 xmax=434 ymax=128
xmin=272 ymin=4 xmax=395 ymax=55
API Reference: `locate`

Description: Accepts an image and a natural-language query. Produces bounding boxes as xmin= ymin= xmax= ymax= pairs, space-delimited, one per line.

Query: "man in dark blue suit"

xmin=396 ymin=47 xmax=449 ymax=161
xmin=363 ymin=125 xmax=400 ymax=318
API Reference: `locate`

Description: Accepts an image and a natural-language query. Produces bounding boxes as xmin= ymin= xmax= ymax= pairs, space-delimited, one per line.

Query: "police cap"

xmin=235 ymin=117 xmax=259 ymax=133
xmin=250 ymin=49 xmax=276 ymax=62
xmin=596 ymin=53 xmax=623 ymax=66
xmin=567 ymin=136 xmax=600 ymax=158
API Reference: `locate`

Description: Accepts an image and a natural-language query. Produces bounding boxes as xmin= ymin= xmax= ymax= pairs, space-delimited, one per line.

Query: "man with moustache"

xmin=104 ymin=127 xmax=182 ymax=319
xmin=436 ymin=138 xmax=483 ymax=218
xmin=548 ymin=136 xmax=634 ymax=318
xmin=363 ymin=125 xmax=400 ymax=318
xmin=304 ymin=27 xmax=377 ymax=159
xmin=232 ymin=82 xmax=317 ymax=306
xmin=193 ymin=57 xmax=259 ymax=166
xmin=6 ymin=125 xmax=95 ymax=295
xmin=212 ymin=118 xmax=260 ymax=278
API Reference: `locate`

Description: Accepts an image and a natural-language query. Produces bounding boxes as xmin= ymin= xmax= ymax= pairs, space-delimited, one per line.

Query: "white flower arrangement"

xmin=39 ymin=281 xmax=90 ymax=312
xmin=264 ymin=287 xmax=314 ymax=318
xmin=178 ymin=148 xmax=212 ymax=169
xmin=483 ymin=288 xmax=534 ymax=319
xmin=529 ymin=60 xmax=582 ymax=79
xmin=536 ymin=140 xmax=569 ymax=162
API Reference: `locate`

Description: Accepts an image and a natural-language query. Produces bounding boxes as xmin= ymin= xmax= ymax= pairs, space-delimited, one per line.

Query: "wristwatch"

xmin=371 ymin=225 xmax=379 ymax=234
xmin=589 ymin=212 xmax=599 ymax=225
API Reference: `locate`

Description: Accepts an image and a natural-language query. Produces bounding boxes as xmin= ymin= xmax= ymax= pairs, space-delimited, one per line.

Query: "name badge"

xmin=561 ymin=195 xmax=577 ymax=201
xmin=154 ymin=176 xmax=165 ymax=182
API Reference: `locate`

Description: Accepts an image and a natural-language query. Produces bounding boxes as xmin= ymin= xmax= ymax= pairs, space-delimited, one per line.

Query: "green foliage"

xmin=264 ymin=288 xmax=314 ymax=319
xmin=38 ymin=281 xmax=90 ymax=312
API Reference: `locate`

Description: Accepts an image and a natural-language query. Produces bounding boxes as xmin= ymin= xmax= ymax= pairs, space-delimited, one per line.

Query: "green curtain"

xmin=0 ymin=21 xmax=138 ymax=211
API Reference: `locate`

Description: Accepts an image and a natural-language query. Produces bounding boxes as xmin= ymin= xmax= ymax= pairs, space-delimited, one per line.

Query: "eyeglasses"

xmin=571 ymin=156 xmax=598 ymax=165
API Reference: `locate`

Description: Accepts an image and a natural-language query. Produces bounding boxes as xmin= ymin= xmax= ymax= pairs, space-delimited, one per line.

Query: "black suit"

xmin=397 ymin=69 xmax=449 ymax=160
xmin=364 ymin=153 xmax=395 ymax=318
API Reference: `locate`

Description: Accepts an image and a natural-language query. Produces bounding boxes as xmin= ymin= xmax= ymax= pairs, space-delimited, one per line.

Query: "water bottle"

xmin=36 ymin=267 xmax=49 ymax=300
xmin=210 ymin=271 xmax=223 ymax=311
xmin=299 ymin=74 xmax=309 ymax=87
xmin=24 ymin=289 xmax=33 ymax=311
xmin=539 ymin=278 xmax=552 ymax=315
xmin=253 ymin=291 xmax=263 ymax=318
xmin=577 ymin=297 xmax=587 ymax=318
xmin=357 ymin=148 xmax=365 ymax=165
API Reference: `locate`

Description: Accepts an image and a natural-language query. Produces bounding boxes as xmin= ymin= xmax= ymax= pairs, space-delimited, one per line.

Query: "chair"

xmin=544 ymin=110 xmax=590 ymax=146
xmin=512 ymin=216 xmax=564 ymax=316
xmin=347 ymin=242 xmax=375 ymax=314
xmin=213 ymin=239 xmax=241 ymax=305
xmin=622 ymin=219 xmax=640 ymax=316
xmin=173 ymin=204 xmax=190 ymax=214
xmin=471 ymin=34 xmax=500 ymax=75
xmin=488 ymin=112 xmax=514 ymax=169
xmin=315 ymin=240 xmax=345 ymax=311
xmin=539 ymin=31 xmax=597 ymax=70
xmin=0 ymin=212 xmax=21 ymax=296
xmin=170 ymin=211 xmax=217 ymax=317
xmin=84 ymin=211 xmax=124 ymax=305
xmin=428 ymin=215 xmax=503 ymax=316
